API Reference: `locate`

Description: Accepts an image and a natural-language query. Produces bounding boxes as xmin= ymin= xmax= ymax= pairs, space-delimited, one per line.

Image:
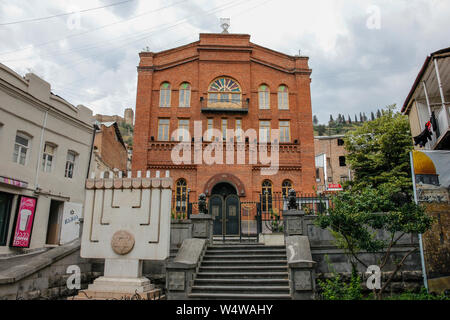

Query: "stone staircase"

xmin=188 ymin=244 xmax=292 ymax=300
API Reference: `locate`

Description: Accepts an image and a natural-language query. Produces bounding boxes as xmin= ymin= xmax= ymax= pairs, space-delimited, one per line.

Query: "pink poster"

xmin=11 ymin=196 xmax=37 ymax=248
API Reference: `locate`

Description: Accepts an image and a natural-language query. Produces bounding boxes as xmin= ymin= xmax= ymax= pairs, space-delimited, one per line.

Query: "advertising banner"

xmin=59 ymin=202 xmax=82 ymax=245
xmin=411 ymin=150 xmax=450 ymax=291
xmin=10 ymin=196 xmax=37 ymax=248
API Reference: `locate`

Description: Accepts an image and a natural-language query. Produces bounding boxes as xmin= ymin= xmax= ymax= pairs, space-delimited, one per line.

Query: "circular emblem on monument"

xmin=111 ymin=230 xmax=135 ymax=255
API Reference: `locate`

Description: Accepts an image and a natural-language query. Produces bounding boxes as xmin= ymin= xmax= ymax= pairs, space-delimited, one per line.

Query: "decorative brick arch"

xmin=204 ymin=173 xmax=246 ymax=197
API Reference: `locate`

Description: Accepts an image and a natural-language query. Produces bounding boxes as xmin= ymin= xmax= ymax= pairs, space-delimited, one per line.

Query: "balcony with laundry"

xmin=403 ymin=47 xmax=450 ymax=150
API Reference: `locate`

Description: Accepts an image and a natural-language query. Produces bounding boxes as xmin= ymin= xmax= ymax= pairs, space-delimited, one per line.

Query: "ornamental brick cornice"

xmin=147 ymin=164 xmax=198 ymax=170
xmin=252 ymin=165 xmax=302 ymax=171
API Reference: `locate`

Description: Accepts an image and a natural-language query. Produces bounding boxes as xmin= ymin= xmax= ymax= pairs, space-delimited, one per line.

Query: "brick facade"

xmin=94 ymin=123 xmax=128 ymax=172
xmin=132 ymin=33 xmax=316 ymax=203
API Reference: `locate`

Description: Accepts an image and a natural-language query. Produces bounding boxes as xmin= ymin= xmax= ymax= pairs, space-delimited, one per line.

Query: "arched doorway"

xmin=209 ymin=182 xmax=240 ymax=236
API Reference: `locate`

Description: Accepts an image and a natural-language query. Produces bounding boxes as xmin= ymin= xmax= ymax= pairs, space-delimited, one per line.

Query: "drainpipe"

xmin=410 ymin=151 xmax=428 ymax=291
xmin=80 ymin=123 xmax=98 ymax=239
xmin=34 ymin=109 xmax=49 ymax=190
xmin=86 ymin=124 xmax=99 ymax=179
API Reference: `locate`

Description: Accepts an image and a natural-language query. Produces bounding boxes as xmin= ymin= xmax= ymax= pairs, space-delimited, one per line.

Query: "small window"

xmin=159 ymin=82 xmax=171 ymax=107
xmin=259 ymin=121 xmax=271 ymax=143
xmin=279 ymin=121 xmax=290 ymax=143
xmin=282 ymin=180 xmax=292 ymax=198
xmin=278 ymin=85 xmax=289 ymax=110
xmin=235 ymin=119 xmax=242 ymax=142
xmin=179 ymin=83 xmax=191 ymax=108
xmin=222 ymin=119 xmax=228 ymax=140
xmin=339 ymin=156 xmax=346 ymax=167
xmin=261 ymin=180 xmax=273 ymax=212
xmin=178 ymin=119 xmax=189 ymax=142
xmin=13 ymin=132 xmax=30 ymax=165
xmin=206 ymin=118 xmax=214 ymax=141
xmin=258 ymin=85 xmax=270 ymax=109
xmin=65 ymin=151 xmax=76 ymax=178
xmin=337 ymin=139 xmax=344 ymax=146
xmin=42 ymin=143 xmax=56 ymax=173
xmin=340 ymin=176 xmax=349 ymax=183
xmin=175 ymin=179 xmax=188 ymax=214
xmin=158 ymin=119 xmax=170 ymax=141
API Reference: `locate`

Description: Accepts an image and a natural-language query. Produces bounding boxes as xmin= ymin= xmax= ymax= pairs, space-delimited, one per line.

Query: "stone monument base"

xmin=71 ymin=277 xmax=163 ymax=300
xmin=71 ymin=258 xmax=164 ymax=300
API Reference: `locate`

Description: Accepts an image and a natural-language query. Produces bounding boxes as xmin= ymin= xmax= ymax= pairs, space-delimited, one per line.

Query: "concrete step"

xmin=193 ymin=278 xmax=290 ymax=286
xmin=206 ymin=249 xmax=286 ymax=256
xmin=188 ymin=292 xmax=292 ymax=300
xmin=191 ymin=285 xmax=290 ymax=294
xmin=203 ymin=254 xmax=287 ymax=260
xmin=201 ymin=260 xmax=287 ymax=266
xmin=199 ymin=266 xmax=288 ymax=273
xmin=209 ymin=244 xmax=285 ymax=250
xmin=196 ymin=272 xmax=289 ymax=279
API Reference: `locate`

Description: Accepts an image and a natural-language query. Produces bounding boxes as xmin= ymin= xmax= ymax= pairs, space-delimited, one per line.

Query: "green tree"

xmin=345 ymin=105 xmax=414 ymax=194
xmin=316 ymin=185 xmax=433 ymax=299
xmin=316 ymin=105 xmax=434 ymax=299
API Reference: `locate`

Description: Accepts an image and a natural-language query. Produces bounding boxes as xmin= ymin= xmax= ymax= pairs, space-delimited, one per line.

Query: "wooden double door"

xmin=209 ymin=194 xmax=240 ymax=236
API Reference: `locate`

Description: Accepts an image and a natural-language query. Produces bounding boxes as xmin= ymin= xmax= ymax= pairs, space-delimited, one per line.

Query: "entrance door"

xmin=46 ymin=200 xmax=64 ymax=245
xmin=225 ymin=194 xmax=240 ymax=235
xmin=209 ymin=191 xmax=240 ymax=236
xmin=210 ymin=195 xmax=223 ymax=235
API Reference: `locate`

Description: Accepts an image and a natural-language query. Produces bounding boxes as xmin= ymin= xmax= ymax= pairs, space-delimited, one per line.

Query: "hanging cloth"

xmin=413 ymin=121 xmax=432 ymax=147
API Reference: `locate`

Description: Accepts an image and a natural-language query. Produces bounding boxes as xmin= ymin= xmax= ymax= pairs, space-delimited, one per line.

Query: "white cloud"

xmin=0 ymin=0 xmax=449 ymax=123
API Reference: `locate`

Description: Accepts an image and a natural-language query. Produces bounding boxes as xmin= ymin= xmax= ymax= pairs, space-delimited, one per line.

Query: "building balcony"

xmin=200 ymin=97 xmax=249 ymax=113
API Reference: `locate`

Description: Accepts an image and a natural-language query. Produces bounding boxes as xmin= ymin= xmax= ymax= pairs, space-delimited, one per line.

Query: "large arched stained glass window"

xmin=208 ymin=77 xmax=242 ymax=107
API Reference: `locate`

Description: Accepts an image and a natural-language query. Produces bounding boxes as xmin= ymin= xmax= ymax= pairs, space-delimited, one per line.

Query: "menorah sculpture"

xmin=75 ymin=170 xmax=172 ymax=300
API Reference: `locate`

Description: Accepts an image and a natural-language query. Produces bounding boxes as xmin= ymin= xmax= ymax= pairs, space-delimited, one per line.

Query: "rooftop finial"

xmin=220 ymin=18 xmax=230 ymax=34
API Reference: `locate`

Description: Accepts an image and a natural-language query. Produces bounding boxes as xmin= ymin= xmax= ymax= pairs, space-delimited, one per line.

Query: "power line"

xmin=0 ymin=0 xmax=137 ymax=26
xmin=2 ymin=0 xmax=246 ymax=64
xmin=0 ymin=0 xmax=188 ymax=56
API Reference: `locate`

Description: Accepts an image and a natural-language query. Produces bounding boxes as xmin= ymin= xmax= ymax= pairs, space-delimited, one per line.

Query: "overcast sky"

xmin=1 ymin=0 xmax=449 ymax=124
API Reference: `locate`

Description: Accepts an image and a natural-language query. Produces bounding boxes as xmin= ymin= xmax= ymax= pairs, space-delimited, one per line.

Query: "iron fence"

xmin=258 ymin=192 xmax=331 ymax=233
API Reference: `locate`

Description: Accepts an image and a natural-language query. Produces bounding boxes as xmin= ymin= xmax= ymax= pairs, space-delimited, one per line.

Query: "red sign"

xmin=11 ymin=196 xmax=37 ymax=248
xmin=328 ymin=184 xmax=343 ymax=190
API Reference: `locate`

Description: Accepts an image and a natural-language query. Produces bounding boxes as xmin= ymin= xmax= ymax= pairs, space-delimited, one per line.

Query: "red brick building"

xmin=132 ymin=33 xmax=316 ymax=235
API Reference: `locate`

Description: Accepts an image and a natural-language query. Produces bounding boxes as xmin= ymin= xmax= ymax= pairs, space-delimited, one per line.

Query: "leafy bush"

xmin=317 ymin=269 xmax=363 ymax=300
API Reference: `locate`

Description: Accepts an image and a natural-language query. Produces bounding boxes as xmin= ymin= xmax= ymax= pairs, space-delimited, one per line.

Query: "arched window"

xmin=179 ymin=82 xmax=191 ymax=107
xmin=175 ymin=179 xmax=188 ymax=214
xmin=159 ymin=82 xmax=171 ymax=107
xmin=261 ymin=180 xmax=273 ymax=212
xmin=258 ymin=84 xmax=270 ymax=109
xmin=278 ymin=85 xmax=289 ymax=109
xmin=208 ymin=77 xmax=242 ymax=107
xmin=282 ymin=180 xmax=293 ymax=198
